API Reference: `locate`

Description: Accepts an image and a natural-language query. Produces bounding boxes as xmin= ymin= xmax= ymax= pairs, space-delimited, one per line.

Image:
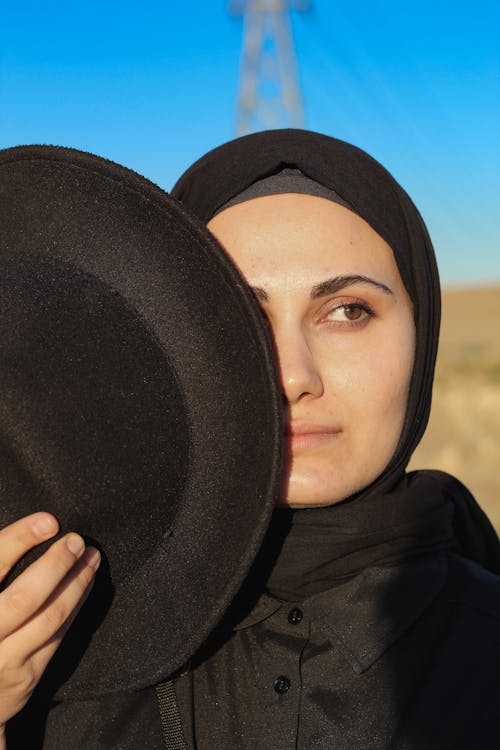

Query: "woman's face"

xmin=208 ymin=194 xmax=415 ymax=507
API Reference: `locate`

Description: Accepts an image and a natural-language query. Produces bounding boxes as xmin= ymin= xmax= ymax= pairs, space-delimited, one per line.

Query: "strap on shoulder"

xmin=156 ymin=680 xmax=188 ymax=750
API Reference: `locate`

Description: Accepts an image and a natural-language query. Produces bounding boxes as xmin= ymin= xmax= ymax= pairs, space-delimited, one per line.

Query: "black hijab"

xmin=172 ymin=129 xmax=500 ymax=598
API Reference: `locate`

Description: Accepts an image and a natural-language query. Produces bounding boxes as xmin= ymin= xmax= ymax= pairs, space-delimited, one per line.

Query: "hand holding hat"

xmin=0 ymin=513 xmax=100 ymax=731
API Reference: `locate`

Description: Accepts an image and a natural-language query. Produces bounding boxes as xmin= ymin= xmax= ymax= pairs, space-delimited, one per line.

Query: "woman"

xmin=2 ymin=129 xmax=500 ymax=748
xmin=166 ymin=128 xmax=500 ymax=749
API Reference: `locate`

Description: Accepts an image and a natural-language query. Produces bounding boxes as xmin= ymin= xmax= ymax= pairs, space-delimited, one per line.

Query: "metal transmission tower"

xmin=228 ymin=0 xmax=309 ymax=136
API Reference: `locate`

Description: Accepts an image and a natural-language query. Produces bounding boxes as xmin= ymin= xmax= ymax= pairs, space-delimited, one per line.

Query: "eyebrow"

xmin=251 ymin=274 xmax=393 ymax=303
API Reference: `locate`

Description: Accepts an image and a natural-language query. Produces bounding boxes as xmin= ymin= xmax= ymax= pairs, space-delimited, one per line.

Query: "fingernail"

xmin=34 ymin=514 xmax=58 ymax=536
xmin=66 ymin=534 xmax=85 ymax=556
xmin=83 ymin=547 xmax=101 ymax=570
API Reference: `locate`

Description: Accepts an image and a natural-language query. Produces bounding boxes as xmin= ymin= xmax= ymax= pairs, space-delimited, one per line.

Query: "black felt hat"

xmin=0 ymin=146 xmax=283 ymax=699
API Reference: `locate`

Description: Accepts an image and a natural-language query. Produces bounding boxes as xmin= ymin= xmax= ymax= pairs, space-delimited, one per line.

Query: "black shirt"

xmin=176 ymin=552 xmax=500 ymax=749
xmin=10 ymin=552 xmax=500 ymax=749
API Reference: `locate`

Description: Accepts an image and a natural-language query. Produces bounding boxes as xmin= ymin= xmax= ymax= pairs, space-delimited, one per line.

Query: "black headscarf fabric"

xmin=172 ymin=129 xmax=500 ymax=589
xmin=172 ymin=129 xmax=438 ymax=496
xmin=212 ymin=167 xmax=353 ymax=215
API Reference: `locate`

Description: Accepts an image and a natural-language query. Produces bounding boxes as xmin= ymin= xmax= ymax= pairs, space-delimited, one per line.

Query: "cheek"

xmin=360 ymin=327 xmax=415 ymax=450
xmin=321 ymin=320 xmax=415 ymax=435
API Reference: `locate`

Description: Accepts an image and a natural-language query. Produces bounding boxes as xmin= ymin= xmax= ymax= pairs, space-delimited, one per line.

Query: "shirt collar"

xmin=221 ymin=553 xmax=448 ymax=673
xmin=305 ymin=552 xmax=448 ymax=672
xmin=219 ymin=590 xmax=283 ymax=631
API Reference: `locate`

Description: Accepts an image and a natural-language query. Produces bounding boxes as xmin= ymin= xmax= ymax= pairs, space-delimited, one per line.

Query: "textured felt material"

xmin=172 ymin=128 xmax=441 ymax=500
xmin=0 ymin=145 xmax=284 ymax=698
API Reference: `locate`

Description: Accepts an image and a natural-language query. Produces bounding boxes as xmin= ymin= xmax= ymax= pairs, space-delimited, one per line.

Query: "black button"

xmin=288 ymin=607 xmax=303 ymax=625
xmin=274 ymin=675 xmax=291 ymax=694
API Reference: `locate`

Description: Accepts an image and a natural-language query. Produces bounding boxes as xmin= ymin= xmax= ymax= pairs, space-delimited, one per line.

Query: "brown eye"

xmin=324 ymin=301 xmax=374 ymax=325
xmin=344 ymin=304 xmax=363 ymax=320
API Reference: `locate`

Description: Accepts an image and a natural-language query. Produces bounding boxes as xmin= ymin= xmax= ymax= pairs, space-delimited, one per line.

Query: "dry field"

xmin=409 ymin=285 xmax=500 ymax=532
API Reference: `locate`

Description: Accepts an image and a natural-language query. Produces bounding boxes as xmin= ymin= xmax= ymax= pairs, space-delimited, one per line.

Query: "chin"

xmin=278 ymin=486 xmax=348 ymax=508
xmin=280 ymin=469 xmax=375 ymax=508
xmin=277 ymin=497 xmax=340 ymax=508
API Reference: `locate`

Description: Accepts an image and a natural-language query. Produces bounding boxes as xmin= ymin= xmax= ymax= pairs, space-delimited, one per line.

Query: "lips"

xmin=284 ymin=423 xmax=341 ymax=451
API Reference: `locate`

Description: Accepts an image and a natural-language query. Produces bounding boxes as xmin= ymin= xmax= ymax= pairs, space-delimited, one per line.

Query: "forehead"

xmin=207 ymin=193 xmax=402 ymax=289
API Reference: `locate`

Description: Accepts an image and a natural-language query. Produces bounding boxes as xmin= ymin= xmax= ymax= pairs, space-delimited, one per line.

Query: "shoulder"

xmin=444 ymin=553 xmax=500 ymax=623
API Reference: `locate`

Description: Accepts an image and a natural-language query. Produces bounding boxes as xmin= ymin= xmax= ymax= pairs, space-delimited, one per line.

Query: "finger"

xmin=0 ymin=554 xmax=99 ymax=727
xmin=29 ymin=554 xmax=100 ymax=677
xmin=0 ymin=533 xmax=87 ymax=640
xmin=0 ymin=513 xmax=59 ymax=582
xmin=11 ymin=547 xmax=101 ymax=666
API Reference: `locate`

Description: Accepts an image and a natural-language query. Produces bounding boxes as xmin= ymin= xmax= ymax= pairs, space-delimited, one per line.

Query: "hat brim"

xmin=0 ymin=146 xmax=283 ymax=698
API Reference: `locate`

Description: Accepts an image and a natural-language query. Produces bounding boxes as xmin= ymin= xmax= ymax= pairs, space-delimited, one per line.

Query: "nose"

xmin=272 ymin=325 xmax=324 ymax=404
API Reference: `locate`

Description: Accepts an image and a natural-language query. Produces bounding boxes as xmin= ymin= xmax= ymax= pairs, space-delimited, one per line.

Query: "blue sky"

xmin=1 ymin=0 xmax=498 ymax=284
